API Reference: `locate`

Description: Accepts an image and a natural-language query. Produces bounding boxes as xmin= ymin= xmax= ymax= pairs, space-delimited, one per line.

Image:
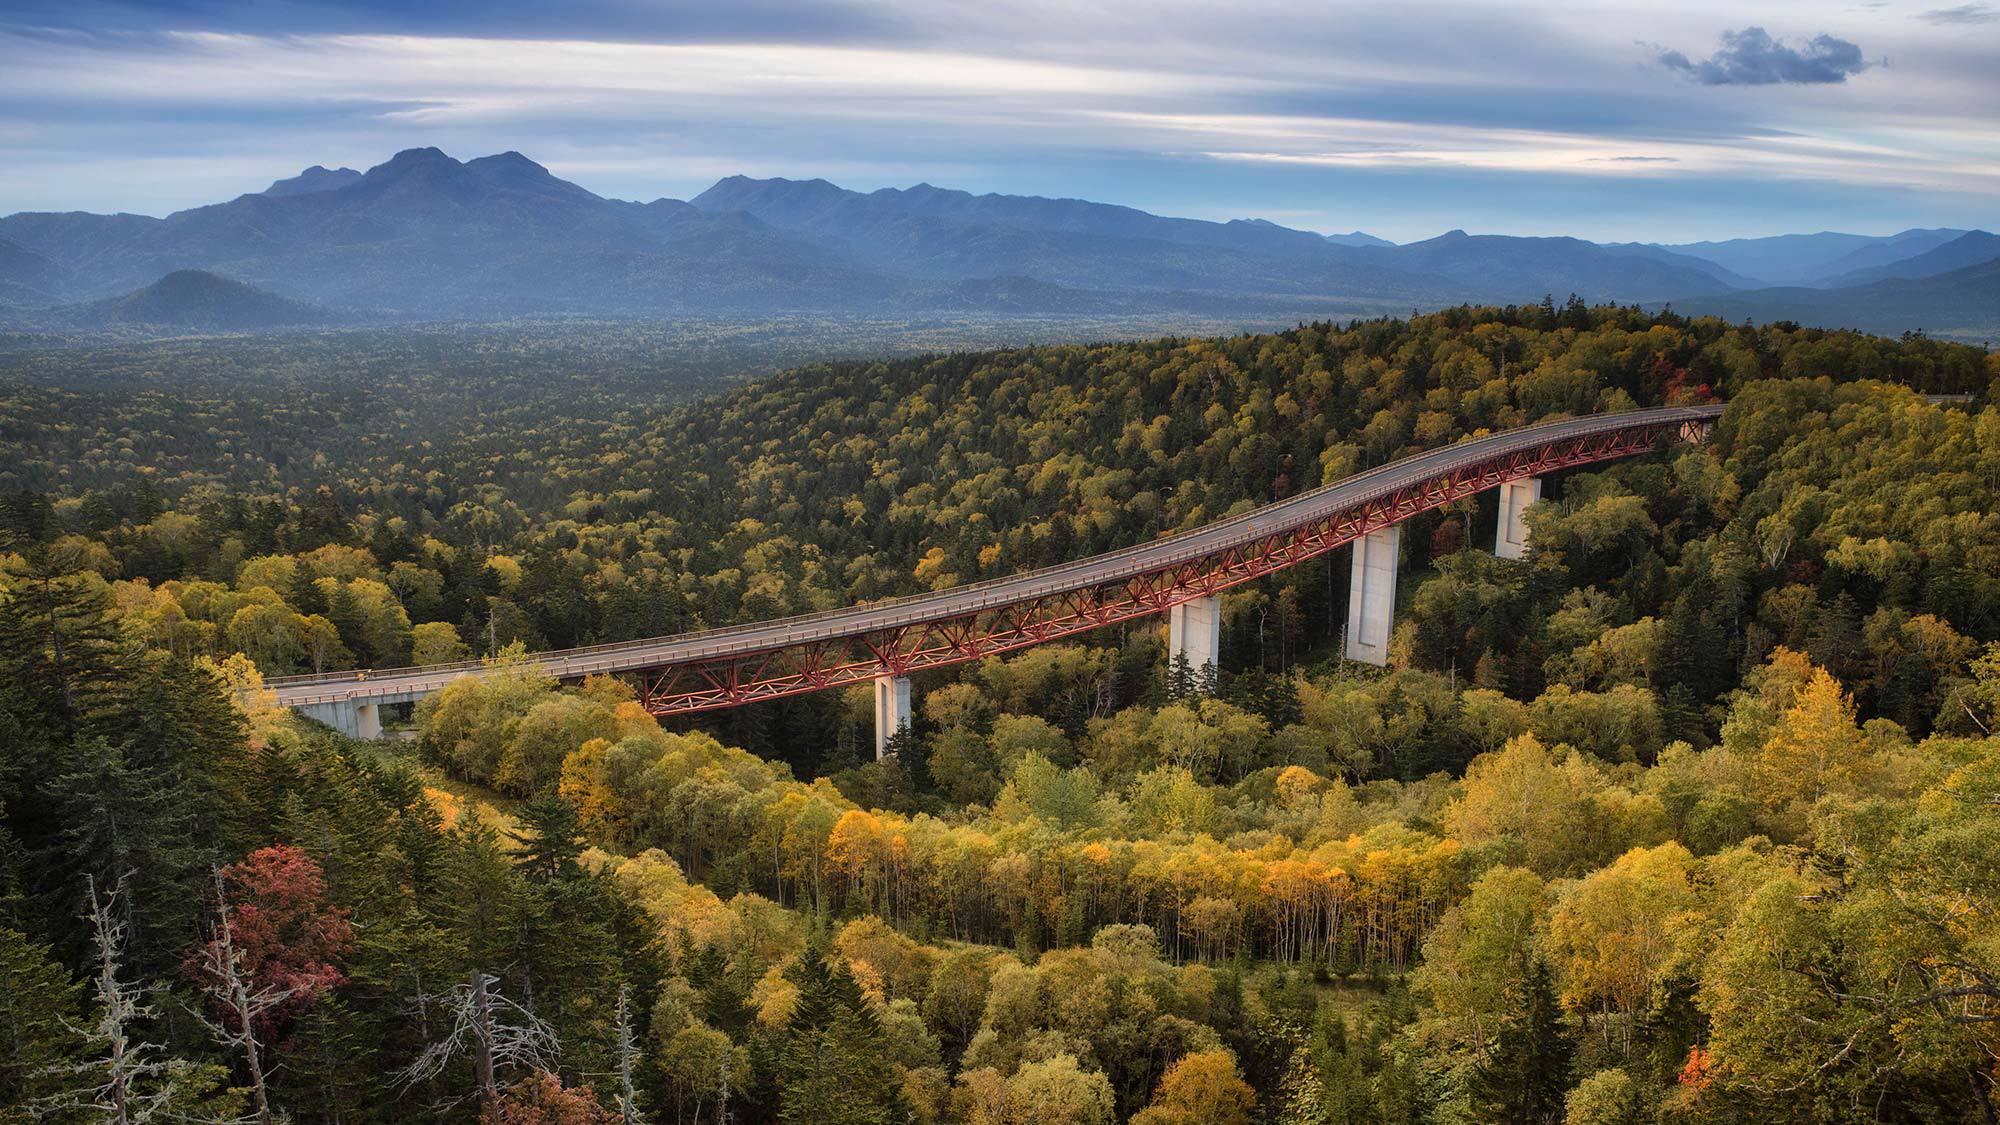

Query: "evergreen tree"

xmin=0 ymin=924 xmax=87 ymax=1117
xmin=509 ymin=793 xmax=587 ymax=885
xmin=1470 ymin=956 xmax=1573 ymax=1125
xmin=775 ymin=943 xmax=899 ymax=1125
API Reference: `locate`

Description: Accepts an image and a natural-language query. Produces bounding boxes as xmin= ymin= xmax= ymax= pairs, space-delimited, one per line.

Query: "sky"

xmin=2 ymin=0 xmax=1996 ymax=242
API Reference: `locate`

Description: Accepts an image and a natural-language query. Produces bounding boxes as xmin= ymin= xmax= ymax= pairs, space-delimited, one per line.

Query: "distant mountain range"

xmin=0 ymin=147 xmax=1992 ymax=340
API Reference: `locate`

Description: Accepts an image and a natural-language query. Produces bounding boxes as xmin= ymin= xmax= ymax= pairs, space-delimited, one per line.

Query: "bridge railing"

xmin=267 ymin=404 xmax=1723 ymax=697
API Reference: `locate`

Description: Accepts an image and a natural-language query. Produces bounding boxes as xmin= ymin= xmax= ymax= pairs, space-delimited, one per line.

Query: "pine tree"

xmin=0 ymin=924 xmax=87 ymax=1117
xmin=289 ymin=564 xmax=327 ymax=617
xmin=775 ymin=943 xmax=899 ymax=1125
xmin=1470 ymin=956 xmax=1573 ymax=1125
xmin=509 ymin=793 xmax=587 ymax=885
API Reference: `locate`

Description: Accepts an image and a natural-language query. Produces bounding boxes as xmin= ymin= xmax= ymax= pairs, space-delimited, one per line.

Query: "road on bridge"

xmin=268 ymin=403 xmax=1726 ymax=718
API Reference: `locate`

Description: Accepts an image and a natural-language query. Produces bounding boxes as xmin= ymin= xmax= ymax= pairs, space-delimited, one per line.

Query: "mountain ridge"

xmin=1 ymin=147 xmax=1990 ymax=336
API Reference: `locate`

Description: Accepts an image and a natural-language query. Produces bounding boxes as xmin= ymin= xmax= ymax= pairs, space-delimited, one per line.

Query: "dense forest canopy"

xmin=1 ymin=303 xmax=1998 ymax=1124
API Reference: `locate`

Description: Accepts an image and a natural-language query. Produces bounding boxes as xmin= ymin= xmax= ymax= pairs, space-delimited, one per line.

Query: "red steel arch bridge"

xmin=270 ymin=404 xmax=1724 ymax=750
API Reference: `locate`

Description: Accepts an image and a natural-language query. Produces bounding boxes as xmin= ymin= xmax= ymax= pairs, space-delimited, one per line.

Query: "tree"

xmin=0 ymin=924 xmax=86 ymax=1118
xmin=1563 ymin=1068 xmax=1645 ymax=1125
xmin=1130 ymin=1048 xmax=1255 ymax=1125
xmin=1757 ymin=668 xmax=1868 ymax=812
xmin=481 ymin=1071 xmax=618 ymax=1125
xmin=510 ymin=793 xmax=588 ymax=884
xmin=189 ymin=867 xmax=288 ymax=1124
xmin=401 ymin=971 xmax=560 ymax=1116
xmin=1470 ymin=955 xmax=1573 ymax=1125
xmin=658 ymin=1023 xmax=732 ymax=1125
xmin=1003 ymin=1053 xmax=1115 ymax=1125
xmin=195 ymin=845 xmax=353 ymax=1034
xmin=775 ymin=945 xmax=899 ymax=1125
xmin=414 ymin=621 xmax=473 ymax=666
xmin=52 ymin=878 xmax=236 ymax=1124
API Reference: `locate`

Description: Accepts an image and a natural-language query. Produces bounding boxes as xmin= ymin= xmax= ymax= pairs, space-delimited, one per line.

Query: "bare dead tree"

xmin=399 ymin=970 xmax=558 ymax=1115
xmin=613 ymin=984 xmax=646 ymax=1125
xmin=190 ymin=866 xmax=310 ymax=1125
xmin=47 ymin=877 xmax=199 ymax=1125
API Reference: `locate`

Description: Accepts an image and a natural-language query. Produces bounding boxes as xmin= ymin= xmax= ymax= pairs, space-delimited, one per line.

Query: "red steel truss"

xmin=632 ymin=414 xmax=1713 ymax=716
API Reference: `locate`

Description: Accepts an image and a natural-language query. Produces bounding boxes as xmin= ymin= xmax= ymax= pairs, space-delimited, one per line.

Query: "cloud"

xmin=1922 ymin=3 xmax=1999 ymax=22
xmin=1658 ymin=27 xmax=1872 ymax=85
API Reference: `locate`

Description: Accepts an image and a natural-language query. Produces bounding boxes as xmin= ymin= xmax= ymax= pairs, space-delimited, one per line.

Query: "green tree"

xmin=1470 ymin=956 xmax=1573 ymax=1125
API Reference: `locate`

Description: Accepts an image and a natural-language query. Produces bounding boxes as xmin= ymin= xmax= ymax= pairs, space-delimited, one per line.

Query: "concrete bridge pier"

xmin=300 ymin=698 xmax=382 ymax=740
xmin=1494 ymin=477 xmax=1542 ymax=560
xmin=1167 ymin=595 xmax=1221 ymax=685
xmin=874 ymin=674 xmax=912 ymax=759
xmin=1345 ymin=525 xmax=1401 ymax=666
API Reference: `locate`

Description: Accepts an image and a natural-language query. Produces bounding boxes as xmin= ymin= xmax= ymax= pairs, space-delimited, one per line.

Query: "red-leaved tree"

xmin=194 ymin=844 xmax=354 ymax=1035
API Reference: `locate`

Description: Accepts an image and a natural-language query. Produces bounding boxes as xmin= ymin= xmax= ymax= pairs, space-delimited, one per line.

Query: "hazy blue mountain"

xmin=0 ymin=236 xmax=66 ymax=301
xmin=694 ymin=175 xmax=1338 ymax=259
xmin=1354 ymin=230 xmax=1738 ymax=302
xmin=0 ymin=149 xmax=896 ymax=315
xmin=1326 ymin=231 xmax=1396 ymax=248
xmin=685 ymin=175 xmax=1436 ymax=301
xmin=1655 ymin=232 xmax=1887 ymax=286
xmin=23 ymin=147 xmax=2000 ymax=329
xmin=1807 ymin=228 xmax=1970 ymax=282
xmin=1600 ymin=241 xmax=1760 ymax=289
xmin=691 ymin=176 xmax=1738 ymax=303
xmin=1821 ymin=230 xmax=1999 ymax=287
xmin=60 ymin=269 xmax=344 ymax=330
xmin=1669 ymin=258 xmax=2000 ymax=342
xmin=262 ymin=165 xmax=364 ymax=197
xmin=1655 ymin=229 xmax=1981 ymax=287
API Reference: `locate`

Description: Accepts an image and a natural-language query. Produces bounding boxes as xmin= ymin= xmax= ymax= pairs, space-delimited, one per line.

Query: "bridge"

xmin=270 ymin=404 xmax=1725 ymax=751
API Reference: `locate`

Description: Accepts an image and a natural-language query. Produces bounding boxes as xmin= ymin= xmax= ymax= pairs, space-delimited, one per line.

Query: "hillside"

xmin=60 ymin=269 xmax=343 ymax=330
xmin=2 ymin=306 xmax=1997 ymax=1123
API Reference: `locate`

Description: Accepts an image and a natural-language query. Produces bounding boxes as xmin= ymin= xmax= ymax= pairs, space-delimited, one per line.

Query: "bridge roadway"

xmin=268 ymin=404 xmax=1726 ymax=730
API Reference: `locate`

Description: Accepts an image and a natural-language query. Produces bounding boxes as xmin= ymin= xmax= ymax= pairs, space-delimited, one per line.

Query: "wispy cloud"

xmin=1921 ymin=2 xmax=1998 ymax=21
xmin=1658 ymin=27 xmax=1872 ymax=85
xmin=0 ymin=4 xmax=1994 ymax=240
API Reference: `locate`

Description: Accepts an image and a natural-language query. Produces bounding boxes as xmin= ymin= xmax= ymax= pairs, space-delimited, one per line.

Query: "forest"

xmin=1 ymin=302 xmax=1997 ymax=1124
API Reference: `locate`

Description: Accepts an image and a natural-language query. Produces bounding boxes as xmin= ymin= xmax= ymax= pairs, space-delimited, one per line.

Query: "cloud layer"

xmin=0 ymin=2 xmax=1993 ymax=242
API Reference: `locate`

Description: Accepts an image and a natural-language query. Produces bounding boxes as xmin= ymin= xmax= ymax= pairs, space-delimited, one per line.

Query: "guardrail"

xmin=271 ymin=404 xmax=1726 ymax=705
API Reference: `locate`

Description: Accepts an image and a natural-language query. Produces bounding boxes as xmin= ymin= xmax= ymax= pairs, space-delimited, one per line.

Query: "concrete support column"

xmin=1345 ymin=525 xmax=1401 ymax=666
xmin=874 ymin=674 xmax=912 ymax=760
xmin=1167 ymin=595 xmax=1221 ymax=686
xmin=299 ymin=699 xmax=382 ymax=740
xmin=1494 ymin=477 xmax=1542 ymax=561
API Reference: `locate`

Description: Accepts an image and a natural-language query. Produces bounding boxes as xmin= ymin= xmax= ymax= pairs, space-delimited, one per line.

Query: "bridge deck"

xmin=269 ymin=404 xmax=1725 ymax=709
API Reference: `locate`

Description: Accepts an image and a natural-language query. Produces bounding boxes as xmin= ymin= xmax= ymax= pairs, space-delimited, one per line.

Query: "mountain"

xmin=1351 ymin=230 xmax=1737 ymax=302
xmin=1656 ymin=232 xmax=1888 ymax=286
xmin=1597 ymin=241 xmax=1760 ymax=290
xmin=262 ymin=165 xmax=364 ymax=197
xmin=59 ymin=270 xmax=344 ymax=330
xmin=1807 ymin=228 xmax=1969 ymax=282
xmin=0 ymin=149 xmax=899 ymax=315
xmin=1669 ymin=258 xmax=2000 ymax=342
xmin=1326 ymin=231 xmax=1396 ymax=248
xmin=0 ymin=236 xmax=65 ymax=302
xmin=1821 ymin=230 xmax=1999 ymax=287
xmin=1655 ymin=228 xmax=1979 ymax=287
xmin=27 ymin=147 xmax=2000 ymax=330
xmin=691 ymin=177 xmax=1738 ymax=303
xmin=685 ymin=175 xmax=1431 ymax=301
